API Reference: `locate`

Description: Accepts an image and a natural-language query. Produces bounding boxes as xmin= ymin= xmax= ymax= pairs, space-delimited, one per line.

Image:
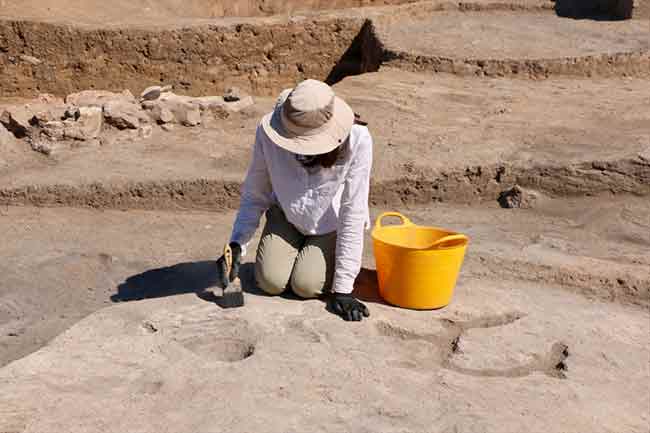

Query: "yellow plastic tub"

xmin=371 ymin=212 xmax=469 ymax=310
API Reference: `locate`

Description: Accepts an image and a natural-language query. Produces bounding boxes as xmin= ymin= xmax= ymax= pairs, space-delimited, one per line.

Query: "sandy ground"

xmin=378 ymin=11 xmax=650 ymax=60
xmin=1 ymin=195 xmax=649 ymax=368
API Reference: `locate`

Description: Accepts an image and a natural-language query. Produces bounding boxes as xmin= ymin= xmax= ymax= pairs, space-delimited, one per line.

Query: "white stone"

xmin=103 ymin=101 xmax=148 ymax=130
xmin=20 ymin=54 xmax=42 ymax=65
xmin=142 ymin=93 xmax=200 ymax=127
xmin=63 ymin=106 xmax=103 ymax=140
xmin=140 ymin=86 xmax=162 ymax=102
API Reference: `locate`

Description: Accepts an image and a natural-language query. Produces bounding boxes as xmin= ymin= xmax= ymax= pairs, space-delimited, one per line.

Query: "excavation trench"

xmin=2 ymin=0 xmax=648 ymax=97
xmin=1 ymin=157 xmax=648 ymax=210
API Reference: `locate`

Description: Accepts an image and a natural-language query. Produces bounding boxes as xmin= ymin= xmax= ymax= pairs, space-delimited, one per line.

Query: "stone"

xmin=498 ymin=185 xmax=541 ymax=209
xmin=192 ymin=96 xmax=226 ymax=111
xmin=19 ymin=54 xmax=42 ymax=65
xmin=139 ymin=125 xmax=153 ymax=139
xmin=142 ymin=93 xmax=201 ymax=126
xmin=0 ymin=107 xmax=33 ymax=138
xmin=223 ymin=86 xmax=244 ymax=102
xmin=225 ymin=95 xmax=255 ymax=112
xmin=30 ymin=139 xmax=58 ymax=156
xmin=176 ymin=104 xmax=201 ymax=126
xmin=140 ymin=86 xmax=162 ymax=102
xmin=160 ymin=123 xmax=175 ymax=132
xmin=103 ymin=101 xmax=149 ymax=130
xmin=65 ymin=90 xmax=136 ymax=107
xmin=63 ymin=106 xmax=103 ymax=140
xmin=150 ymin=105 xmax=175 ymax=124
xmin=42 ymin=121 xmax=66 ymax=141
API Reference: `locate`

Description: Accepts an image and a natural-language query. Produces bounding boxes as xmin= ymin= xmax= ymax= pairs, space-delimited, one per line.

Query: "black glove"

xmin=328 ymin=293 xmax=370 ymax=322
xmin=216 ymin=242 xmax=242 ymax=289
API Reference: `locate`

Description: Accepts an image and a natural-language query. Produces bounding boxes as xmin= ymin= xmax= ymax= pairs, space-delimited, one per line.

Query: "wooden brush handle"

xmin=223 ymin=244 xmax=233 ymax=278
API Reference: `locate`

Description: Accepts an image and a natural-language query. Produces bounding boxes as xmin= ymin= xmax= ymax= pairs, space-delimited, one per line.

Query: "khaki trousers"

xmin=255 ymin=206 xmax=337 ymax=299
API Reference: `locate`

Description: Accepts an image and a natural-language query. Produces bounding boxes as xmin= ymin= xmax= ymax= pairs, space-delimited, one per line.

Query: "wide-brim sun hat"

xmin=261 ymin=79 xmax=355 ymax=156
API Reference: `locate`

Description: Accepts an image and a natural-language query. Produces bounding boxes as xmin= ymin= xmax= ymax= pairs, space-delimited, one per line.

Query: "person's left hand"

xmin=327 ymin=293 xmax=370 ymax=322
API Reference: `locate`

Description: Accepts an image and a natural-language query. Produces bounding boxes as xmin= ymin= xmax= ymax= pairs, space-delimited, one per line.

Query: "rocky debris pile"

xmin=555 ymin=0 xmax=634 ymax=20
xmin=0 ymin=86 xmax=254 ymax=156
xmin=140 ymin=85 xmax=254 ymax=128
xmin=498 ymin=185 xmax=542 ymax=209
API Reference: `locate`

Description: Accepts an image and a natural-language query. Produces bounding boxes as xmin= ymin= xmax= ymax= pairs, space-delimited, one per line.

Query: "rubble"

xmin=103 ymin=101 xmax=149 ymax=130
xmin=142 ymin=93 xmax=201 ymax=126
xmin=1 ymin=86 xmax=255 ymax=153
xmin=63 ymin=106 xmax=103 ymax=140
xmin=42 ymin=121 xmax=66 ymax=140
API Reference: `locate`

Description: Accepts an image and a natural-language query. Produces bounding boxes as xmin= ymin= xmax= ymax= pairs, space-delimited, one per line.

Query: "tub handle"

xmin=427 ymin=234 xmax=469 ymax=249
xmin=375 ymin=212 xmax=413 ymax=228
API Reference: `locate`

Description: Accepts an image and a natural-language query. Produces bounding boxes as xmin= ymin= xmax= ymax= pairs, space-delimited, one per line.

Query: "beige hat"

xmin=261 ymin=79 xmax=354 ymax=156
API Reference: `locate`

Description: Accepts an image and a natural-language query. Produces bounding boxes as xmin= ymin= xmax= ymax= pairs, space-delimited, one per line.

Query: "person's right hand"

xmin=216 ymin=242 xmax=242 ymax=289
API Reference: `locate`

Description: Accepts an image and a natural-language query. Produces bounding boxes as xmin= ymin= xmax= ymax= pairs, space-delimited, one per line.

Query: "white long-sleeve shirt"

xmin=230 ymin=122 xmax=373 ymax=294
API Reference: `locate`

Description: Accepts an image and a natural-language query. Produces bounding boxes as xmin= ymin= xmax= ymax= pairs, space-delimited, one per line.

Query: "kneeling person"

xmin=218 ymin=79 xmax=372 ymax=322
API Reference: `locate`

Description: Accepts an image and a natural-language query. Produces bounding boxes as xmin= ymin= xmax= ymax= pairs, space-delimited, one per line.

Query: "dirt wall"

xmin=0 ymin=18 xmax=365 ymax=97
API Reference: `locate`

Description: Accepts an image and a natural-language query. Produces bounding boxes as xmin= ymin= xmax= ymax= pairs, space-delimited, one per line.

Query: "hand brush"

xmin=218 ymin=243 xmax=244 ymax=309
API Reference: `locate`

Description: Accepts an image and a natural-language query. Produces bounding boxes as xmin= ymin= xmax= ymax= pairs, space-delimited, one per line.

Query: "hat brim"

xmin=261 ymin=96 xmax=354 ymax=156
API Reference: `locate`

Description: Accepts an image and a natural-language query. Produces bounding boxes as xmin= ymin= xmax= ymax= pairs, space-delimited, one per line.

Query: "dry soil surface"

xmin=0 ymin=198 xmax=649 ymax=432
xmin=378 ymin=11 xmax=650 ymax=60
xmin=0 ymin=0 xmax=551 ymax=25
xmin=1 ymin=2 xmax=649 ymax=431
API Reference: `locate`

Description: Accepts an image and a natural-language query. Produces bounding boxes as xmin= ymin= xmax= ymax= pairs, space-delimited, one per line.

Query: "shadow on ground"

xmin=112 ymin=261 xmax=386 ymax=307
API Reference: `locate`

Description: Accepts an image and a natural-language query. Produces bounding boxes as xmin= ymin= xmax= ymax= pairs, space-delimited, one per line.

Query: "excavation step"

xmin=376 ymin=11 xmax=650 ymax=77
xmin=1 ymin=69 xmax=648 ymax=209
